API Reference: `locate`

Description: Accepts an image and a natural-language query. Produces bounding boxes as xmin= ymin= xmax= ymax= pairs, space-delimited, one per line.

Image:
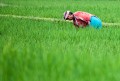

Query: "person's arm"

xmin=73 ymin=16 xmax=88 ymax=28
xmin=77 ymin=17 xmax=89 ymax=24
xmin=78 ymin=19 xmax=88 ymax=27
xmin=73 ymin=22 xmax=79 ymax=29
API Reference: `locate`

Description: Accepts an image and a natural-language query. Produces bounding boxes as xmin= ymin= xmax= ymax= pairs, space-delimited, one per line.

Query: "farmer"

xmin=64 ymin=11 xmax=102 ymax=29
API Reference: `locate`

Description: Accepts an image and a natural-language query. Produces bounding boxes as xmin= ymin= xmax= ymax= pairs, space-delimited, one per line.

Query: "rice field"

xmin=1 ymin=0 xmax=120 ymax=81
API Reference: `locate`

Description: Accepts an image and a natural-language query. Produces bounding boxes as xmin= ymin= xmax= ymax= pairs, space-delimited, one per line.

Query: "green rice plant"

xmin=1 ymin=0 xmax=120 ymax=81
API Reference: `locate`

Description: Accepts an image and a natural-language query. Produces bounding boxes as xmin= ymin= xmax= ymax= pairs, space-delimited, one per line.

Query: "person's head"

xmin=64 ymin=11 xmax=74 ymax=20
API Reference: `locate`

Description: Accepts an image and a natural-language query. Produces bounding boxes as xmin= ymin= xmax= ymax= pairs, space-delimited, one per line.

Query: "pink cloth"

xmin=73 ymin=11 xmax=93 ymax=27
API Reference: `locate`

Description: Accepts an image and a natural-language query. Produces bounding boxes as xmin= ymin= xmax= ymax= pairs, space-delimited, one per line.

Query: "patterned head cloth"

xmin=64 ymin=11 xmax=70 ymax=20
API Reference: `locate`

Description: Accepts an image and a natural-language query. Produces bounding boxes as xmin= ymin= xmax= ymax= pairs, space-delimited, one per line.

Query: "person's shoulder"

xmin=74 ymin=11 xmax=82 ymax=14
xmin=73 ymin=11 xmax=83 ymax=16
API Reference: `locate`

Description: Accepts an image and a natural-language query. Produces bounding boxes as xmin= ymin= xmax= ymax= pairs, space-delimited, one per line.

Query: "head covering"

xmin=64 ymin=11 xmax=70 ymax=20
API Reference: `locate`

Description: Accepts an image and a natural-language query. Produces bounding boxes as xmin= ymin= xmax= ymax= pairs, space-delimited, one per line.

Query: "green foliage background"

xmin=0 ymin=0 xmax=120 ymax=81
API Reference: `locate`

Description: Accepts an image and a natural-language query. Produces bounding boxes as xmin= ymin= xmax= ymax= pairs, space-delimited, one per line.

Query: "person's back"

xmin=74 ymin=11 xmax=93 ymax=22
